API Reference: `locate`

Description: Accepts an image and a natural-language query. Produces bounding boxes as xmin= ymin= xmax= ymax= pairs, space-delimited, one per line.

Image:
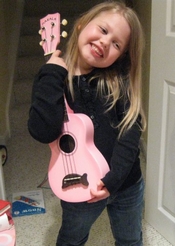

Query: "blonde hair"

xmin=64 ymin=1 xmax=146 ymax=136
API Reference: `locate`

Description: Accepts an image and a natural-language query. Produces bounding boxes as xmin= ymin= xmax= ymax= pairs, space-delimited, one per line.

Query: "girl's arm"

xmin=101 ymin=118 xmax=142 ymax=195
xmin=88 ymin=117 xmax=141 ymax=202
xmin=28 ymin=63 xmax=68 ymax=143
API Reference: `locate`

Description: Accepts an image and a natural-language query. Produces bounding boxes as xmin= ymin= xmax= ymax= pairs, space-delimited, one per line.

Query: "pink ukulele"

xmin=39 ymin=13 xmax=110 ymax=202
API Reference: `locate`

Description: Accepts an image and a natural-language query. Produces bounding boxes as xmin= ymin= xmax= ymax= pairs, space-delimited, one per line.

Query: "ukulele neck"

xmin=64 ymin=102 xmax=69 ymax=122
xmin=44 ymin=53 xmax=52 ymax=62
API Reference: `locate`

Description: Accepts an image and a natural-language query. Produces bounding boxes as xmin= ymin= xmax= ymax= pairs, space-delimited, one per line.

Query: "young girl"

xmin=28 ymin=1 xmax=146 ymax=245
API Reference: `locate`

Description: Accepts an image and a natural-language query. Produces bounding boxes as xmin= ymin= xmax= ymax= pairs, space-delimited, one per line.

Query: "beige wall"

xmin=0 ymin=0 xmax=23 ymax=143
xmin=0 ymin=0 xmax=11 ymax=141
xmin=134 ymin=0 xmax=152 ymax=145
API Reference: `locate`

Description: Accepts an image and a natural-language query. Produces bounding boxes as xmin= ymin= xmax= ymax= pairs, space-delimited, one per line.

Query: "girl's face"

xmin=76 ymin=11 xmax=131 ymax=74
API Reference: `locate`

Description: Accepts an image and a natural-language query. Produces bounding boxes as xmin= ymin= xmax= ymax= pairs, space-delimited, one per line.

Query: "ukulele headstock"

xmin=39 ymin=13 xmax=68 ymax=57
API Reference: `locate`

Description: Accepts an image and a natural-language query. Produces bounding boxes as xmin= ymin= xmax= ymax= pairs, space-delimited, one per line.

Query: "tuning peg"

xmin=62 ymin=19 xmax=68 ymax=26
xmin=38 ymin=27 xmax=45 ymax=35
xmin=39 ymin=39 xmax=46 ymax=46
xmin=50 ymin=34 xmax=55 ymax=40
xmin=51 ymin=22 xmax=55 ymax=27
xmin=61 ymin=31 xmax=68 ymax=38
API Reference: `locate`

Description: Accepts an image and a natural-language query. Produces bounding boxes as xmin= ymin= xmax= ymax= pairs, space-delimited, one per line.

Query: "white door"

xmin=145 ymin=0 xmax=175 ymax=245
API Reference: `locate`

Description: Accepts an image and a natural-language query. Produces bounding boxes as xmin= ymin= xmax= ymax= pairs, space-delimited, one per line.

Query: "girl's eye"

xmin=100 ymin=27 xmax=107 ymax=34
xmin=113 ymin=42 xmax=120 ymax=50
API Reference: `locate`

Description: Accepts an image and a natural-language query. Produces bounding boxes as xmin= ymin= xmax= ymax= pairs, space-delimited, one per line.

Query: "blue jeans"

xmin=56 ymin=177 xmax=144 ymax=246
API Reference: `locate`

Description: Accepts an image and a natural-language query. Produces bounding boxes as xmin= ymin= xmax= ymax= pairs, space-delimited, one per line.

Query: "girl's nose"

xmin=100 ymin=36 xmax=110 ymax=49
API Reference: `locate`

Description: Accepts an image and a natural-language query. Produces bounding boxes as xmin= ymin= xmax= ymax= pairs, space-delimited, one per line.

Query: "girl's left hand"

xmin=88 ymin=180 xmax=110 ymax=203
xmin=47 ymin=50 xmax=67 ymax=70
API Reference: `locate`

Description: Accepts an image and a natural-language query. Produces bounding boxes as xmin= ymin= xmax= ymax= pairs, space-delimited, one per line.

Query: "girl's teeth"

xmin=92 ymin=45 xmax=103 ymax=56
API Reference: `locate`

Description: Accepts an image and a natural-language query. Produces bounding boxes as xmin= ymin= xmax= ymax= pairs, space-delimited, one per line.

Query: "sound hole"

xmin=59 ymin=134 xmax=75 ymax=153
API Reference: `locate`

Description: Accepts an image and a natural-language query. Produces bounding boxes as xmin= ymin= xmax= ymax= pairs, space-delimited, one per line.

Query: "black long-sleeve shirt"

xmin=28 ymin=64 xmax=142 ymax=195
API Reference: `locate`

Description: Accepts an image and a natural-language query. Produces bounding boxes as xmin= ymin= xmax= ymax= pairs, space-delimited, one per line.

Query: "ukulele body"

xmin=48 ymin=112 xmax=110 ymax=202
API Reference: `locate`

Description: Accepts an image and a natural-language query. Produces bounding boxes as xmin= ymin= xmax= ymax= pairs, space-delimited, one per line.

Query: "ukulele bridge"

xmin=62 ymin=173 xmax=89 ymax=188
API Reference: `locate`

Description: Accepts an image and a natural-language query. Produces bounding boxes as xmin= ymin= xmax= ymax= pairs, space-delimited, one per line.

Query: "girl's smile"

xmin=91 ymin=44 xmax=104 ymax=57
xmin=76 ymin=11 xmax=131 ymax=74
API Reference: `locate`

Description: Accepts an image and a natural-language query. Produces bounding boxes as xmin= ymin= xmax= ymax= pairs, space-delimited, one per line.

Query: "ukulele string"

xmin=63 ymin=100 xmax=77 ymax=176
xmin=50 ymin=22 xmax=55 ymax=54
xmin=42 ymin=19 xmax=78 ymax=179
xmin=61 ymin=147 xmax=71 ymax=175
xmin=43 ymin=27 xmax=48 ymax=55
xmin=63 ymin=115 xmax=77 ymax=175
